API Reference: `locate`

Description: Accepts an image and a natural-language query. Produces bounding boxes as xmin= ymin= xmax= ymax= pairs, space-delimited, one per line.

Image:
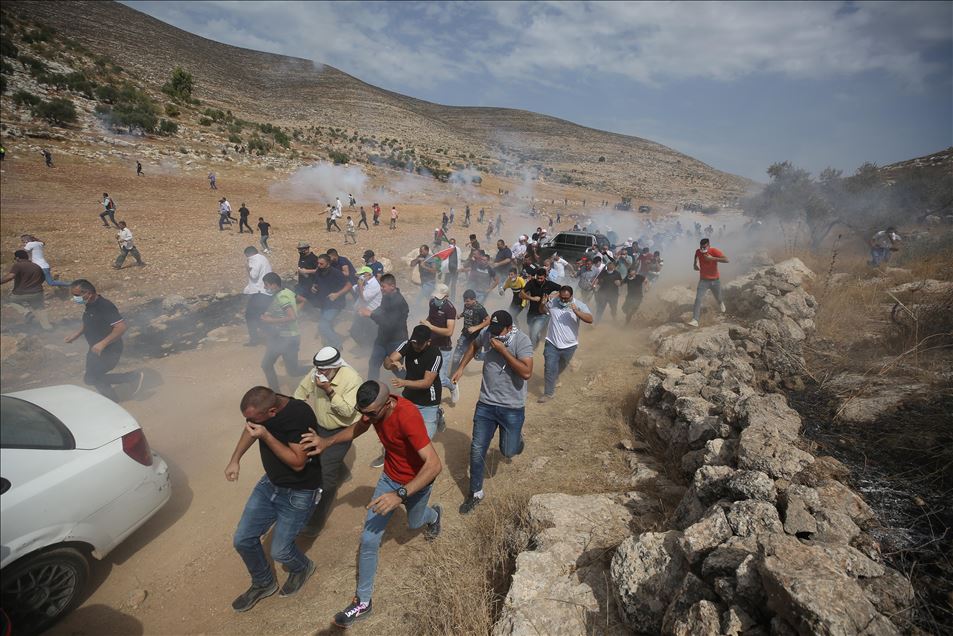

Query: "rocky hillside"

xmin=2 ymin=0 xmax=748 ymax=204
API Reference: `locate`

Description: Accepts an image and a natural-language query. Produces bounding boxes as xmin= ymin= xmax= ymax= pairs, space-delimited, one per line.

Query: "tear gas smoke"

xmin=269 ymin=161 xmax=368 ymax=204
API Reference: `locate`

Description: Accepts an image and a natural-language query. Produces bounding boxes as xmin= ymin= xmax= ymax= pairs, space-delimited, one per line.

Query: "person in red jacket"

xmin=689 ymin=238 xmax=729 ymax=327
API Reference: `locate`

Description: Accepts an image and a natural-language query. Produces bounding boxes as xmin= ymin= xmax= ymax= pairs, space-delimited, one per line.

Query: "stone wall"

xmin=495 ymin=259 xmax=916 ymax=635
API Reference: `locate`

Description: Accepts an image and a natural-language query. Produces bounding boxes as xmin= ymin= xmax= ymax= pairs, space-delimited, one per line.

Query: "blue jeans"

xmin=526 ymin=314 xmax=549 ymax=348
xmin=543 ymin=341 xmax=576 ymax=396
xmin=42 ymin=267 xmax=71 ymax=287
xmin=357 ymin=473 xmax=437 ymax=602
xmin=469 ymin=401 xmax=525 ymax=494
xmin=416 ymin=404 xmax=439 ymax=440
xmin=450 ymin=337 xmax=483 ymax=376
xmin=260 ymin=235 xmax=270 ymax=251
xmin=419 ymin=280 xmax=435 ymax=305
xmin=233 ymin=475 xmax=319 ymax=587
xmin=368 ymin=339 xmax=405 ymax=381
xmin=317 ymin=306 xmax=342 ymax=348
xmin=219 ymin=214 xmax=232 ymax=230
xmin=692 ymin=279 xmax=722 ymax=322
xmin=438 ymin=349 xmax=453 ymax=391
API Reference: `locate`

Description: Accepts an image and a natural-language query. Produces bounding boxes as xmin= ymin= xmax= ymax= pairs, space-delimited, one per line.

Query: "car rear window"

xmin=0 ymin=396 xmax=75 ymax=450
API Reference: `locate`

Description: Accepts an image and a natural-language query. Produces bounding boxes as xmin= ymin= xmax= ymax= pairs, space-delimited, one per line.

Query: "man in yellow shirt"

xmin=501 ymin=267 xmax=527 ymax=325
xmin=294 ymin=346 xmax=363 ymax=537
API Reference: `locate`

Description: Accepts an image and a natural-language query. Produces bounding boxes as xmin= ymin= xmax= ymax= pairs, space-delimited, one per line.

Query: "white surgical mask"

xmin=72 ymin=295 xmax=86 ymax=305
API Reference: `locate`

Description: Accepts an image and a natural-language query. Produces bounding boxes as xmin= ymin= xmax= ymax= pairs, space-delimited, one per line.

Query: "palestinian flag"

xmin=428 ymin=245 xmax=457 ymax=273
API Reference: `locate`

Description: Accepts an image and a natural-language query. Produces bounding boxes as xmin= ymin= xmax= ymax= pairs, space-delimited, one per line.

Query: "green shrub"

xmin=273 ymin=129 xmax=290 ymax=148
xmin=198 ymin=116 xmax=212 ymax=126
xmin=228 ymin=132 xmax=242 ymax=144
xmin=37 ymin=70 xmax=96 ymax=97
xmin=247 ymin=135 xmax=271 ymax=155
xmin=21 ymin=25 xmax=54 ymax=44
xmin=95 ymin=84 xmax=118 ymax=103
xmin=35 ymin=97 xmax=78 ymax=125
xmin=12 ymin=89 xmax=41 ymax=108
xmin=0 ymin=38 xmax=17 ymax=59
xmin=96 ymin=82 xmax=161 ymax=133
xmin=157 ymin=118 xmax=178 ymax=136
xmin=0 ymin=60 xmax=12 ymax=74
xmin=328 ymin=149 xmax=349 ymax=165
xmin=164 ymin=103 xmax=180 ymax=117
xmin=161 ymin=66 xmax=193 ymax=101
xmin=19 ymin=55 xmax=46 ymax=76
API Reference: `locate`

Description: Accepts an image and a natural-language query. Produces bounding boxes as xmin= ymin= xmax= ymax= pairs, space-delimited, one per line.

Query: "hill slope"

xmin=5 ymin=0 xmax=748 ymax=203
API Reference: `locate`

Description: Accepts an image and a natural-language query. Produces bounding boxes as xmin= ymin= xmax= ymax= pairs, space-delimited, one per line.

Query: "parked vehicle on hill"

xmin=538 ymin=231 xmax=611 ymax=262
xmin=0 ymin=385 xmax=171 ymax=633
xmin=638 ymin=205 xmax=651 ymax=213
xmin=614 ymin=197 xmax=632 ymax=211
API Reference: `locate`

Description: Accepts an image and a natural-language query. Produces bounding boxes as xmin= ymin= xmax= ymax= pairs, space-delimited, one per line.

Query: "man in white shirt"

xmin=113 ymin=221 xmax=146 ymax=269
xmin=537 ymin=285 xmax=592 ymax=403
xmin=219 ymin=197 xmax=235 ymax=230
xmin=243 ymin=246 xmax=273 ymax=345
xmin=548 ymin=254 xmax=570 ymax=285
xmin=21 ymin=234 xmax=71 ymax=287
xmin=510 ymin=235 xmax=528 ymax=266
xmin=349 ymin=265 xmax=382 ymax=350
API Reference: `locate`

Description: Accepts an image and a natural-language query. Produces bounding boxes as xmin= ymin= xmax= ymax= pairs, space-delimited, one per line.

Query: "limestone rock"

xmin=679 ymin=506 xmax=732 ymax=565
xmin=655 ymin=323 xmax=738 ymax=358
xmin=611 ymin=531 xmax=686 ymax=633
xmin=725 ymin=500 xmax=784 ymax=538
xmin=666 ymin=599 xmax=722 ymax=636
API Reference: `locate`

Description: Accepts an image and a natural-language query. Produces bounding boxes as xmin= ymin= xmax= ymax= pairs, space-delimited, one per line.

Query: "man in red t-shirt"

xmin=301 ymin=380 xmax=442 ymax=628
xmin=689 ymin=238 xmax=729 ymax=327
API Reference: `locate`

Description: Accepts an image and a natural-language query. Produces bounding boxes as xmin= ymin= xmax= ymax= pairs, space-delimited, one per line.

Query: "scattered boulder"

xmin=611 ymin=531 xmax=686 ymax=633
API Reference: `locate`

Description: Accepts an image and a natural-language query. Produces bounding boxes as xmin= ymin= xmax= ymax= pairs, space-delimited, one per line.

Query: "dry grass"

xmin=398 ymin=491 xmax=532 ymax=635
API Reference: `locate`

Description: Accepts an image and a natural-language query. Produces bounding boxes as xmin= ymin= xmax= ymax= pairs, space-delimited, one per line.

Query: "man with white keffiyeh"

xmin=293 ymin=346 xmax=364 ymax=537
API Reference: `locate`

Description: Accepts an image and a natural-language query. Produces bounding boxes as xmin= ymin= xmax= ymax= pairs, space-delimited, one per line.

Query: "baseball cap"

xmin=410 ymin=324 xmax=432 ymax=343
xmin=487 ymin=310 xmax=513 ymax=335
xmin=356 ymin=266 xmax=372 ymax=276
xmin=432 ymin=283 xmax=450 ymax=298
xmin=362 ymin=249 xmax=375 ymax=259
xmin=463 ymin=289 xmax=477 ymax=300
xmin=519 ymin=234 xmax=528 ymax=241
xmin=297 ymin=241 xmax=310 ymax=249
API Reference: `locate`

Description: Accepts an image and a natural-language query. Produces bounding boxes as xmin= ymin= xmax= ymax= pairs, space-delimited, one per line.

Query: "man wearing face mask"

xmin=520 ymin=267 xmax=561 ymax=349
xmin=301 ymin=380 xmax=443 ymax=628
xmin=538 ymin=286 xmax=592 ymax=403
xmin=311 ymin=253 xmax=351 ymax=349
xmin=350 ymin=266 xmax=381 ymax=350
xmin=419 ymin=283 xmax=459 ymax=405
xmin=295 ymin=347 xmax=363 ymax=537
xmin=689 ymin=238 xmax=729 ymax=327
xmin=451 ymin=310 xmax=534 ymax=514
xmin=384 ymin=325 xmax=444 ymax=439
xmin=65 ymin=279 xmax=143 ymax=402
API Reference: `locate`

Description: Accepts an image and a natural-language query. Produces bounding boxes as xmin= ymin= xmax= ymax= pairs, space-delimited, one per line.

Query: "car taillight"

xmin=122 ymin=429 xmax=153 ymax=466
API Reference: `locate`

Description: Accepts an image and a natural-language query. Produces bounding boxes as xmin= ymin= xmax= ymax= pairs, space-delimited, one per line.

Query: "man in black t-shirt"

xmin=520 ymin=267 xmax=561 ymax=348
xmin=64 ymin=279 xmax=143 ymax=402
xmin=364 ymin=273 xmax=409 ymax=382
xmin=623 ymin=271 xmax=646 ymax=324
xmin=420 ymin=283 xmax=459 ymax=404
xmin=311 ymin=254 xmax=351 ymax=349
xmin=296 ymin=242 xmax=319 ymax=304
xmin=238 ymin=203 xmax=253 ymax=233
xmin=257 ymin=217 xmax=271 ymax=253
xmin=492 ymin=239 xmax=513 ymax=278
xmin=450 ymin=288 xmax=490 ymax=374
xmin=384 ymin=325 xmax=443 ymax=439
xmin=593 ymin=260 xmax=623 ymax=322
xmin=226 ymin=387 xmax=322 ymax=612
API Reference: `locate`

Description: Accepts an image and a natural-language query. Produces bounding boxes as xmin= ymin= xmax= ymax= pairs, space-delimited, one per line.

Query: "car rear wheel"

xmin=1 ymin=547 xmax=89 ymax=633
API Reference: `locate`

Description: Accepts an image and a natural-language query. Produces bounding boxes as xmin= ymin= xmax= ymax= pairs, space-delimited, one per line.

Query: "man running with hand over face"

xmin=301 ymin=380 xmax=443 ymax=628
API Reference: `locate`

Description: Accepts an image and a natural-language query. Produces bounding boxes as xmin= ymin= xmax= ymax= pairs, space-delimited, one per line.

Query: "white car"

xmin=0 ymin=385 xmax=171 ymax=633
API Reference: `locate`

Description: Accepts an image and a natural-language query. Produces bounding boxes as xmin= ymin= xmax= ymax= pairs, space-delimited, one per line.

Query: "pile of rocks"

xmin=613 ymin=259 xmax=915 ymax=634
xmin=495 ymin=259 xmax=915 ymax=635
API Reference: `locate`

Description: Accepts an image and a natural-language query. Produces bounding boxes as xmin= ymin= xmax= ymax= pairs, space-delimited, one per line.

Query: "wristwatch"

xmin=395 ymin=486 xmax=408 ymax=502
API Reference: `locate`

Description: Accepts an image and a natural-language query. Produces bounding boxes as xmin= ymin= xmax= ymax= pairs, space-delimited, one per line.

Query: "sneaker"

xmin=369 ymin=453 xmax=385 ymax=469
xmin=279 ymin=559 xmax=315 ymax=597
xmin=424 ymin=504 xmax=442 ymax=541
xmin=537 ymin=394 xmax=552 ymax=403
xmin=334 ymin=597 xmax=373 ymax=628
xmin=231 ymin=580 xmax=278 ymax=612
xmin=459 ymin=493 xmax=484 ymax=515
xmin=436 ymin=407 xmax=447 ymax=433
xmin=687 ymin=319 xmax=699 ymax=327
xmin=450 ymin=382 xmax=460 ymax=405
xmin=719 ymin=302 xmax=727 ymax=313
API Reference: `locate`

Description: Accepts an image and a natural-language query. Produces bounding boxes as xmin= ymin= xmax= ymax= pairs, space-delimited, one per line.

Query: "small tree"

xmin=35 ymin=97 xmax=78 ymax=126
xmin=162 ymin=66 xmax=194 ymax=101
xmin=157 ymin=119 xmax=178 ymax=136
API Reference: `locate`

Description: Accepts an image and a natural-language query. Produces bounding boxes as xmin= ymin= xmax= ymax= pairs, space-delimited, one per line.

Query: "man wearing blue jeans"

xmin=520 ymin=267 xmax=561 ymax=349
xmin=385 ymin=324 xmax=444 ymax=439
xmin=311 ymin=253 xmax=350 ymax=348
xmin=419 ymin=283 xmax=460 ymax=404
xmin=538 ymin=286 xmax=593 ymax=403
xmin=449 ymin=289 xmax=490 ymax=375
xmin=452 ymin=311 xmax=534 ymax=514
xmin=302 ymin=380 xmax=443 ymax=628
xmin=225 ymin=387 xmax=323 ymax=612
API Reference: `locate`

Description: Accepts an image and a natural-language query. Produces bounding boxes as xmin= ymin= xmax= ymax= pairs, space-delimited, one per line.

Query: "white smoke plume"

xmin=269 ymin=161 xmax=368 ymax=204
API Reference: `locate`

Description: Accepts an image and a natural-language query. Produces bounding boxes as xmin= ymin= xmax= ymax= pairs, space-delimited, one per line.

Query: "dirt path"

xmin=33 ymin=302 xmax=651 ymax=635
